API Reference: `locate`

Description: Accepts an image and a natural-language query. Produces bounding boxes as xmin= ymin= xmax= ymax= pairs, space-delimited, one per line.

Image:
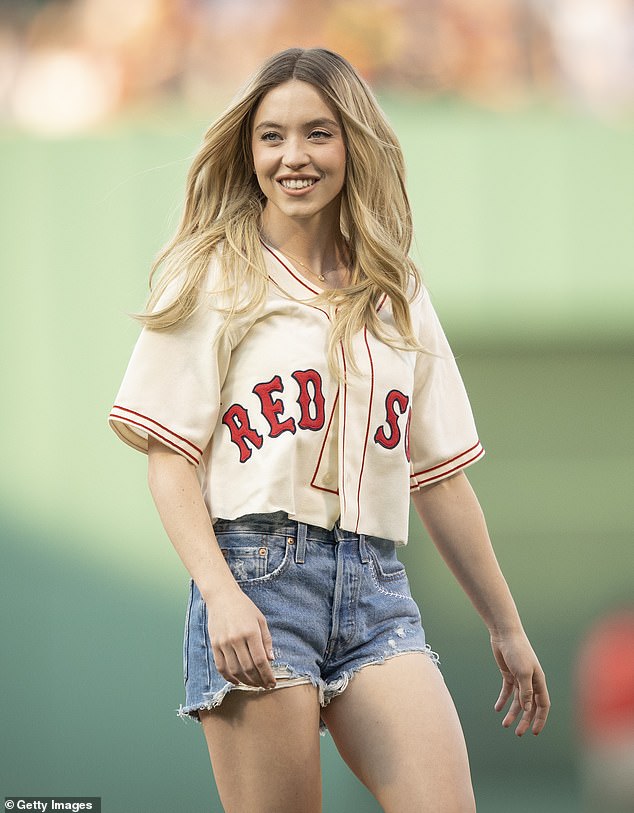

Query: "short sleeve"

xmin=108 ymin=264 xmax=231 ymax=466
xmin=408 ymin=287 xmax=484 ymax=489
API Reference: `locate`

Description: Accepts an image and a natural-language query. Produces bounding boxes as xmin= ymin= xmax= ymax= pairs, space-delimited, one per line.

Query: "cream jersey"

xmin=109 ymin=243 xmax=484 ymax=545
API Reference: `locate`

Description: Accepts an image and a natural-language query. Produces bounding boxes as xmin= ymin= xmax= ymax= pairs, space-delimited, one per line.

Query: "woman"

xmin=109 ymin=47 xmax=549 ymax=813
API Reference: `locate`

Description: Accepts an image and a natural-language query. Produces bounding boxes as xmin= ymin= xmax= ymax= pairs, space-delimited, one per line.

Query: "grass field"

xmin=1 ymin=99 xmax=631 ymax=811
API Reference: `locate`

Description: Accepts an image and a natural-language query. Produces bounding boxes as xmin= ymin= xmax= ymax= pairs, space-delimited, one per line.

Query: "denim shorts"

xmin=177 ymin=511 xmax=438 ymax=735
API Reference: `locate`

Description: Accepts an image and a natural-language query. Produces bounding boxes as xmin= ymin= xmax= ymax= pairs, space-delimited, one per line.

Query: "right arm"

xmin=147 ymin=436 xmax=276 ymax=689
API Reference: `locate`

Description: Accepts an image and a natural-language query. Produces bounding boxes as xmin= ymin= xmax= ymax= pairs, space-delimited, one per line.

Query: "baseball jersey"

xmin=109 ymin=242 xmax=484 ymax=545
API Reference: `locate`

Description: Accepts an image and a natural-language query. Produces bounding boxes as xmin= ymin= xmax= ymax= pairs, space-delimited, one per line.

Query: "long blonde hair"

xmin=138 ymin=47 xmax=425 ymax=379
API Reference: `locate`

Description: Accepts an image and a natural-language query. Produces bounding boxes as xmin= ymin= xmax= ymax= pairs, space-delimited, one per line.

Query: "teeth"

xmin=280 ymin=179 xmax=316 ymax=189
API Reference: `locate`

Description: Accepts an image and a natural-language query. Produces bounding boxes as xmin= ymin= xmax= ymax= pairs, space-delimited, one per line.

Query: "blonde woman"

xmin=109 ymin=48 xmax=549 ymax=813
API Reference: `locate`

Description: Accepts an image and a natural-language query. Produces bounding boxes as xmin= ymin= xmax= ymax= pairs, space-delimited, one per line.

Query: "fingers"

xmin=214 ymin=641 xmax=275 ymax=689
xmin=530 ymin=672 xmax=551 ymax=735
xmin=210 ymin=614 xmax=277 ymax=690
xmin=518 ymin=670 xmax=550 ymax=736
xmin=232 ymin=640 xmax=276 ymax=689
xmin=491 ymin=635 xmax=551 ymax=737
xmin=259 ymin=614 xmax=275 ymax=663
xmin=501 ymin=693 xmax=522 ymax=730
xmin=530 ymin=691 xmax=550 ymax=736
xmin=494 ymin=674 xmax=514 ymax=712
xmin=511 ymin=696 xmax=534 ymax=737
xmin=246 ymin=635 xmax=277 ymax=689
xmin=496 ymin=672 xmax=551 ymax=737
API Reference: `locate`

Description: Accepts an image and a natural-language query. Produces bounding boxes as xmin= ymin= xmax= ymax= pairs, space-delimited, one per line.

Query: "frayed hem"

xmin=321 ymin=644 xmax=441 ymax=711
xmin=176 ymin=680 xmax=234 ymax=724
xmin=176 ymin=662 xmax=324 ymax=724
xmin=177 ymin=648 xmax=441 ymax=733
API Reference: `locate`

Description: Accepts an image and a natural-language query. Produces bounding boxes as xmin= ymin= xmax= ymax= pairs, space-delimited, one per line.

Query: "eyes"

xmin=259 ymin=129 xmax=333 ymax=143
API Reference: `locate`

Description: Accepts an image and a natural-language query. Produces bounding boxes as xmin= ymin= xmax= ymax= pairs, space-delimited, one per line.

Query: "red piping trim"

xmin=110 ymin=413 xmax=199 ymax=465
xmin=262 ymin=240 xmax=389 ymax=317
xmin=310 ymin=483 xmax=339 ymax=495
xmin=112 ymin=405 xmax=202 ymax=455
xmin=411 ymin=440 xmax=482 ymax=478
xmin=263 ymin=243 xmax=331 ymax=320
xmin=310 ymin=390 xmax=340 ymax=492
xmin=261 ymin=241 xmax=321 ymax=295
xmin=355 ymin=327 xmax=374 ymax=532
xmin=410 ymin=445 xmax=484 ymax=488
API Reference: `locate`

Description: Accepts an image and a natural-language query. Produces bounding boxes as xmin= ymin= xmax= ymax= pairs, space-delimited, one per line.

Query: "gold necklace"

xmin=265 ymin=240 xmax=345 ymax=282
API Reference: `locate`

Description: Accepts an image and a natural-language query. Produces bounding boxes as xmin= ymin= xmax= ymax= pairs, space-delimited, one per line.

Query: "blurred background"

xmin=1 ymin=0 xmax=632 ymax=811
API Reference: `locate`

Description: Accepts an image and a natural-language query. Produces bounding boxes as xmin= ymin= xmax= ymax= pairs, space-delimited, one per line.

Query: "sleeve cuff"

xmin=108 ymin=405 xmax=203 ymax=466
xmin=409 ymin=440 xmax=485 ymax=490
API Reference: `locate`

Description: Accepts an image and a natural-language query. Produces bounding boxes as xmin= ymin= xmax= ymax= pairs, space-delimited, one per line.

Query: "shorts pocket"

xmin=215 ymin=532 xmax=292 ymax=585
xmin=366 ymin=539 xmax=413 ymax=600
xmin=367 ymin=538 xmax=407 ymax=582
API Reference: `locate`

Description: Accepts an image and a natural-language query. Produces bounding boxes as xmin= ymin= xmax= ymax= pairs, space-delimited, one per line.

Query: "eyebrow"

xmin=254 ymin=117 xmax=340 ymax=131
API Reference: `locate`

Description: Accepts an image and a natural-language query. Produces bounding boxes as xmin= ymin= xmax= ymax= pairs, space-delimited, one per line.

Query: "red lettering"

xmin=252 ymin=375 xmax=296 ymax=438
xmin=221 ymin=404 xmax=264 ymax=462
xmin=291 ymin=369 xmax=325 ymax=431
xmin=374 ymin=390 xmax=410 ymax=450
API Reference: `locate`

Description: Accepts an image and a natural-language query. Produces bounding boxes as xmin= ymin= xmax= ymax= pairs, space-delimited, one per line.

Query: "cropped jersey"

xmin=109 ymin=243 xmax=484 ymax=545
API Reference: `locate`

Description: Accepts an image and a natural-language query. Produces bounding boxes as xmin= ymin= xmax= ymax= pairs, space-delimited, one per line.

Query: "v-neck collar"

xmin=260 ymin=239 xmax=329 ymax=299
xmin=260 ymin=238 xmax=388 ymax=314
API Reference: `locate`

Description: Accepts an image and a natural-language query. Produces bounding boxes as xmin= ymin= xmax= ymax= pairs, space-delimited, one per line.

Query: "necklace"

xmin=263 ymin=238 xmax=346 ymax=283
xmin=284 ymin=251 xmax=330 ymax=282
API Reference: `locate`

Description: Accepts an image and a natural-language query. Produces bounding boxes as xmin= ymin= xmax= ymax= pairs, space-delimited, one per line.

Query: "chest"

xmin=219 ymin=297 xmax=416 ymax=450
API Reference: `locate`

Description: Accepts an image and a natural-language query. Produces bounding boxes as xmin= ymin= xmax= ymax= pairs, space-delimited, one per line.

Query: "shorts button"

xmin=221 ymin=549 xmax=228 ymax=557
xmin=287 ymin=536 xmax=295 ymax=545
xmin=258 ymin=547 xmax=266 ymax=556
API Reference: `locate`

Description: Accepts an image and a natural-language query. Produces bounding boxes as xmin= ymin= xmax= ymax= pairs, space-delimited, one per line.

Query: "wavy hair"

xmin=137 ymin=47 xmax=425 ymax=379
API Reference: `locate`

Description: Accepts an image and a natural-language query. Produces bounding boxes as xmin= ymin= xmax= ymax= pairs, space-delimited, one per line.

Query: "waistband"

xmin=212 ymin=511 xmax=373 ymax=565
xmin=212 ymin=511 xmax=376 ymax=545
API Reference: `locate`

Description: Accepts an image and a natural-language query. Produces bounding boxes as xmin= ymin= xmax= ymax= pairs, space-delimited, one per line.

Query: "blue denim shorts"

xmin=177 ymin=511 xmax=438 ymax=735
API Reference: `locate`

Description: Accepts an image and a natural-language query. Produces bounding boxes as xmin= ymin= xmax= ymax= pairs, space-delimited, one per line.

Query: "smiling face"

xmin=251 ymin=80 xmax=347 ymax=229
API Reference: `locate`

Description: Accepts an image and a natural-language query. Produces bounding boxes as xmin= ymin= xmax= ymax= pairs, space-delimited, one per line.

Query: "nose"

xmin=282 ymin=136 xmax=309 ymax=170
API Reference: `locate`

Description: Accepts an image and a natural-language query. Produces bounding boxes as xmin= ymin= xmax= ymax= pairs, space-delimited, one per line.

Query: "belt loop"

xmin=295 ymin=522 xmax=307 ymax=564
xmin=358 ymin=534 xmax=370 ymax=564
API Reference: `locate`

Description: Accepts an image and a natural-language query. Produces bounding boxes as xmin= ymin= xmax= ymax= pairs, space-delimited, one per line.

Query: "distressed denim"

xmin=177 ymin=511 xmax=438 ymax=735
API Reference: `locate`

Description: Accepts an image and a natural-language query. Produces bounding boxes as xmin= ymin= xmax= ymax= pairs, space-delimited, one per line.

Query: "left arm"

xmin=411 ymin=470 xmax=550 ymax=736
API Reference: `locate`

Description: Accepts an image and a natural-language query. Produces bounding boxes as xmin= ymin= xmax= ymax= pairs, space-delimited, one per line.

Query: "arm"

xmin=147 ymin=436 xmax=276 ymax=690
xmin=411 ymin=470 xmax=550 ymax=736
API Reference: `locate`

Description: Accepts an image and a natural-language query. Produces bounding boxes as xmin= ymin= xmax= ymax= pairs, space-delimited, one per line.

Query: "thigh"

xmin=200 ymin=682 xmax=322 ymax=813
xmin=320 ymin=652 xmax=476 ymax=813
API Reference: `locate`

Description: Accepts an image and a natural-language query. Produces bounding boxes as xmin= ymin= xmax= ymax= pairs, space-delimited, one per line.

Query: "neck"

xmin=260 ymin=207 xmax=346 ymax=275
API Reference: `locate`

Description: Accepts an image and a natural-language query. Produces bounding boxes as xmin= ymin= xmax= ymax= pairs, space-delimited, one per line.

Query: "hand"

xmin=205 ymin=584 xmax=277 ymax=690
xmin=490 ymin=630 xmax=550 ymax=736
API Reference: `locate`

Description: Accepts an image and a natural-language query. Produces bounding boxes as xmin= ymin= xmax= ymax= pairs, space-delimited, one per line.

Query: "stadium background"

xmin=1 ymin=1 xmax=632 ymax=810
